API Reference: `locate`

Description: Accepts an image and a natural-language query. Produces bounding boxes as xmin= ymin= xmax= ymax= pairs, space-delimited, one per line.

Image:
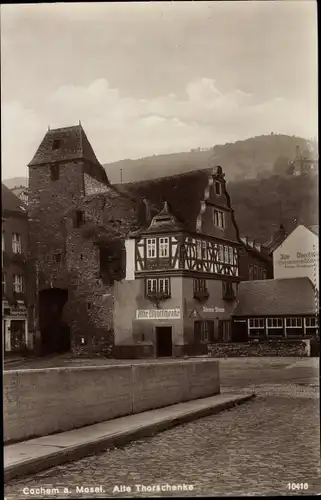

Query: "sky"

xmin=1 ymin=1 xmax=318 ymax=180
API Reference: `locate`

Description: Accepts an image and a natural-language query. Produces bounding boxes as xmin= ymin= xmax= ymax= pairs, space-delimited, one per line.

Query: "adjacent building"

xmin=2 ymin=184 xmax=29 ymax=354
xmin=11 ymin=185 xmax=29 ymax=205
xmin=273 ymin=224 xmax=319 ymax=290
xmin=232 ymin=277 xmax=319 ymax=341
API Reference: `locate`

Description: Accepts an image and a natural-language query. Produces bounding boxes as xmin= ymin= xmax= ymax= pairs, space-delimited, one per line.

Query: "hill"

xmin=228 ymin=172 xmax=318 ymax=242
xmin=103 ymin=134 xmax=316 ymax=183
xmin=2 ymin=177 xmax=27 ymax=190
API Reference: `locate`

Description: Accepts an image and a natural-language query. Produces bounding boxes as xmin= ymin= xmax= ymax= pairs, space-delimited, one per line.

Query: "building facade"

xmin=273 ymin=224 xmax=319 ymax=290
xmin=2 ymin=185 xmax=29 ymax=354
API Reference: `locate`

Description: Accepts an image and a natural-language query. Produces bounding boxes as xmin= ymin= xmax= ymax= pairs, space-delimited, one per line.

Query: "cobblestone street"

xmin=5 ymin=358 xmax=320 ymax=498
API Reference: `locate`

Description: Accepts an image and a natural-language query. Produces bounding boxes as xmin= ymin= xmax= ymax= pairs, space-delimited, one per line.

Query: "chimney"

xmin=142 ymin=198 xmax=151 ymax=224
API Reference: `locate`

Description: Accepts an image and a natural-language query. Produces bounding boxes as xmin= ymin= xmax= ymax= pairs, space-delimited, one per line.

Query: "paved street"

xmin=5 ymin=358 xmax=320 ymax=498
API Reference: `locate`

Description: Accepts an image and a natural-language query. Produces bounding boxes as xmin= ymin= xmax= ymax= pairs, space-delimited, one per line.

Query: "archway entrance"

xmin=38 ymin=288 xmax=70 ymax=355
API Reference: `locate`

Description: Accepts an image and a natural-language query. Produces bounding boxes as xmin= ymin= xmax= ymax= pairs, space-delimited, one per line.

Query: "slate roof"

xmin=2 ymin=184 xmax=27 ymax=215
xmin=233 ymin=277 xmax=318 ymax=317
xmin=29 ymin=124 xmax=101 ymax=167
xmin=115 ymin=168 xmax=218 ymax=233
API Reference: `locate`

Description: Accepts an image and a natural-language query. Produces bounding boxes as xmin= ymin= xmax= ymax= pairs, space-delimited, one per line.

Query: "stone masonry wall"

xmin=208 ymin=340 xmax=310 ymax=357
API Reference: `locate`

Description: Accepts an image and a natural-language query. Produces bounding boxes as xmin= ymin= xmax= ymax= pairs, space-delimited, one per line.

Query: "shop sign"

xmin=136 ymin=308 xmax=180 ymax=320
xmin=202 ymin=306 xmax=225 ymax=313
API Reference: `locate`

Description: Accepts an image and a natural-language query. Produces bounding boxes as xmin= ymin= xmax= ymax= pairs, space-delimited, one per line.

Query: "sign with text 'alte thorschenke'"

xmin=136 ymin=309 xmax=181 ymax=320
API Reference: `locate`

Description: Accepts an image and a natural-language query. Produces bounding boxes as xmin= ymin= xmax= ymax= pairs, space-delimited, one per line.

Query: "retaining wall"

xmin=4 ymin=359 xmax=220 ymax=443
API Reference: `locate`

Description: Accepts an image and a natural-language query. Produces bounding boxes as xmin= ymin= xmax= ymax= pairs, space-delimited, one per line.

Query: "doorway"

xmin=38 ymin=288 xmax=70 ymax=355
xmin=156 ymin=326 xmax=172 ymax=357
xmin=10 ymin=320 xmax=26 ymax=352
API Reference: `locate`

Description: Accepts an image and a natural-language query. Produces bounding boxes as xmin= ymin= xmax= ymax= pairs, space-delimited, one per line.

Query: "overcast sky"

xmin=1 ymin=1 xmax=318 ymax=180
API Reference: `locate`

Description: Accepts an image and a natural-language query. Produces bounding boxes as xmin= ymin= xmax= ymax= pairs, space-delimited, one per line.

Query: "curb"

xmin=5 ymin=393 xmax=255 ymax=483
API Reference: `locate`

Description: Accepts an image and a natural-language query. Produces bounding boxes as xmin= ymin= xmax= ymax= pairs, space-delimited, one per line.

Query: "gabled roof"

xmin=272 ymin=223 xmax=319 ymax=253
xmin=1 ymin=184 xmax=27 ymax=215
xmin=28 ymin=124 xmax=101 ymax=167
xmin=115 ymin=169 xmax=211 ymax=233
xmin=233 ymin=277 xmax=318 ymax=317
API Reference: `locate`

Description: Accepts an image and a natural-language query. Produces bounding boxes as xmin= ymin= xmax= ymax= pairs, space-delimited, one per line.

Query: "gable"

xmin=273 ymin=225 xmax=318 ymax=258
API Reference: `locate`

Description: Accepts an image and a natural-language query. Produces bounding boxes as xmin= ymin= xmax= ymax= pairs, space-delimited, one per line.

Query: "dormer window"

xmin=213 ymin=209 xmax=225 ymax=229
xmin=147 ymin=238 xmax=156 ymax=258
xmin=215 ymin=181 xmax=222 ymax=196
xmin=159 ymin=237 xmax=169 ymax=258
xmin=50 ymin=165 xmax=60 ymax=181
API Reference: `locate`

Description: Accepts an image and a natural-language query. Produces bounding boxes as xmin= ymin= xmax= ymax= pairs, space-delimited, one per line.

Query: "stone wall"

xmin=208 ymin=340 xmax=311 ymax=357
xmin=4 ymin=359 xmax=220 ymax=443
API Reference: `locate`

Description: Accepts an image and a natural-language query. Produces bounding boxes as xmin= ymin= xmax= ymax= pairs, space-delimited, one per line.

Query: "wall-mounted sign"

xmin=202 ymin=306 xmax=225 ymax=313
xmin=278 ymin=251 xmax=319 ymax=270
xmin=136 ymin=308 xmax=181 ymax=320
xmin=189 ymin=308 xmax=201 ymax=318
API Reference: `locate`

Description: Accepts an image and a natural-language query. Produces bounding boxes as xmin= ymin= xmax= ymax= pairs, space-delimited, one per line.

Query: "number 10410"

xmin=287 ymin=483 xmax=308 ymax=491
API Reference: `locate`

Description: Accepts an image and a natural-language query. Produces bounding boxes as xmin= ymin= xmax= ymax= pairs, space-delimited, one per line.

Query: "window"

xmin=52 ymin=139 xmax=61 ymax=150
xmin=214 ymin=181 xmax=222 ymax=196
xmin=87 ymin=302 xmax=92 ymax=311
xmin=50 ymin=165 xmax=60 ymax=181
xmin=286 ymin=317 xmax=302 ymax=328
xmin=224 ymin=246 xmax=229 ymax=263
xmin=159 ymin=237 xmax=169 ymax=258
xmin=196 ymin=240 xmax=202 ymax=260
xmin=74 ymin=210 xmax=84 ymax=228
xmin=54 ymin=253 xmax=62 ymax=263
xmin=147 ymin=278 xmax=157 ymax=294
xmin=249 ymin=318 xmax=265 ymax=329
xmin=305 ymin=317 xmax=318 ymax=328
xmin=228 ymin=247 xmax=234 ymax=264
xmin=2 ymin=272 xmax=6 ymax=295
xmin=267 ymin=318 xmax=283 ymax=328
xmin=12 ymin=233 xmax=21 ymax=254
xmin=194 ymin=279 xmax=206 ymax=293
xmin=218 ymin=245 xmax=224 ymax=262
xmin=201 ymin=240 xmax=207 ymax=259
xmin=249 ymin=264 xmax=254 ymax=280
xmin=147 ymin=238 xmax=156 ymax=258
xmin=194 ymin=321 xmax=215 ymax=342
xmin=146 ymin=277 xmax=170 ymax=297
xmin=222 ymin=281 xmax=234 ymax=298
xmin=213 ymin=209 xmax=225 ymax=229
xmin=13 ymin=274 xmax=24 ymax=293
xmin=158 ymin=278 xmax=170 ymax=295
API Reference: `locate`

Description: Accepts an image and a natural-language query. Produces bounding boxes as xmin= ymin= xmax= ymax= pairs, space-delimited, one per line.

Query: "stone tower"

xmin=27 ymin=124 xmax=144 ymax=356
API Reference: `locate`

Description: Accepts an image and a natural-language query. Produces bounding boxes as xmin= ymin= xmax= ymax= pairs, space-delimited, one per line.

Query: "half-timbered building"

xmin=113 ymin=166 xmax=243 ymax=357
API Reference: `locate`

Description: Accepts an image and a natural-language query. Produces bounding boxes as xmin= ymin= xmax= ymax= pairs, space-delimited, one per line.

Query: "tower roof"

xmin=28 ymin=124 xmax=101 ymax=167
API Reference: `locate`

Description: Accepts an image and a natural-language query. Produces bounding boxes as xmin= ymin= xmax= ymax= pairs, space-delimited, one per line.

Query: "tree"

xmin=272 ymin=155 xmax=291 ymax=175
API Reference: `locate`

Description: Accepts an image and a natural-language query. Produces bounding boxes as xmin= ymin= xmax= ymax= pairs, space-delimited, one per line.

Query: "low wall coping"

xmin=3 ymin=359 xmax=218 ymax=375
